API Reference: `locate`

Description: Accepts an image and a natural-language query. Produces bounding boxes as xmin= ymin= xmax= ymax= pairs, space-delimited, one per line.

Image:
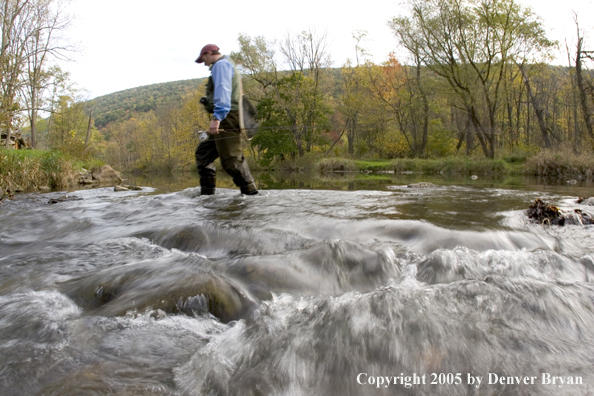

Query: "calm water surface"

xmin=1 ymin=172 xmax=593 ymax=395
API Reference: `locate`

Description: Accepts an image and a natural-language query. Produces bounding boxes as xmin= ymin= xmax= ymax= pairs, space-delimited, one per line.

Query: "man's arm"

xmin=212 ymin=59 xmax=233 ymax=122
xmin=209 ymin=59 xmax=233 ymax=134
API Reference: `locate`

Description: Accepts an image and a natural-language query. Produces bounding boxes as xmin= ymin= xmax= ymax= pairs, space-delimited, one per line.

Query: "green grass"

xmin=353 ymin=159 xmax=393 ymax=171
xmin=309 ymin=156 xmax=524 ymax=175
xmin=0 ymin=149 xmax=104 ymax=193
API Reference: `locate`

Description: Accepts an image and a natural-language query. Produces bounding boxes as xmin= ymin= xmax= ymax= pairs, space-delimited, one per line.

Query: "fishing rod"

xmin=196 ymin=125 xmax=301 ymax=143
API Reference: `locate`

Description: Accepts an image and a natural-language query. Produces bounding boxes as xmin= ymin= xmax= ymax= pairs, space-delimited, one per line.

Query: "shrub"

xmin=389 ymin=157 xmax=512 ymax=175
xmin=317 ymin=157 xmax=357 ymax=172
xmin=525 ymin=146 xmax=594 ymax=176
xmin=0 ymin=149 xmax=83 ymax=192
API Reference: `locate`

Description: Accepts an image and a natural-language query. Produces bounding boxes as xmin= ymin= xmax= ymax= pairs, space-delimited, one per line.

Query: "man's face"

xmin=202 ymin=51 xmax=214 ymax=66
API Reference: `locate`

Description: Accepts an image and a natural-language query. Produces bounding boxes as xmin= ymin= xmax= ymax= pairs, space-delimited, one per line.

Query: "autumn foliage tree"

xmin=390 ymin=0 xmax=554 ymax=158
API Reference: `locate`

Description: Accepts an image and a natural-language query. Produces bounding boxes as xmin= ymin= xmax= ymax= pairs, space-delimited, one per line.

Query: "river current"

xmin=1 ymin=178 xmax=593 ymax=395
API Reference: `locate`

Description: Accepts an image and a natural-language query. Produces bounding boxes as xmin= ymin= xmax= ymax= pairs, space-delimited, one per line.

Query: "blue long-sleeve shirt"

xmin=210 ymin=57 xmax=234 ymax=121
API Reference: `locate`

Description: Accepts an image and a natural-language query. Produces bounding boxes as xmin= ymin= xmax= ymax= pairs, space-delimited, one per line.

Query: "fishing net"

xmin=241 ymin=96 xmax=259 ymax=140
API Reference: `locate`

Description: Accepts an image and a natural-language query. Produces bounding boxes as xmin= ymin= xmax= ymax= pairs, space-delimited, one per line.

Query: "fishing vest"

xmin=204 ymin=56 xmax=241 ymax=115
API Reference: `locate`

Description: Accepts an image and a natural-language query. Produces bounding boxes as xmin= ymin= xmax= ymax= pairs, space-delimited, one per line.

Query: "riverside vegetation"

xmin=2 ymin=0 xmax=594 ymax=194
xmin=0 ymin=149 xmax=103 ymax=196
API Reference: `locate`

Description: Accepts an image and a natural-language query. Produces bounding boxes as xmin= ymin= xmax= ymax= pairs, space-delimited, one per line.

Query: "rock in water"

xmin=527 ymin=199 xmax=565 ymax=225
xmin=526 ymin=199 xmax=594 ymax=226
xmin=92 ymin=165 xmax=122 ymax=184
xmin=48 ymin=194 xmax=83 ymax=204
xmin=578 ymin=197 xmax=594 ymax=206
xmin=407 ymin=182 xmax=437 ymax=188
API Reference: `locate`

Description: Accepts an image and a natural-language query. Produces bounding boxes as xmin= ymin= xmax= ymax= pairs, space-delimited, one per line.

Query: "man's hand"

xmin=209 ymin=119 xmax=221 ymax=134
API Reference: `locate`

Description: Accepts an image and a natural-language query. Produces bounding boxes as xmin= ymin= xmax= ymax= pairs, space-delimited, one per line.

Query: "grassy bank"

xmin=315 ymin=156 xmax=524 ymax=175
xmin=4 ymin=147 xmax=592 ymax=196
xmin=0 ymin=149 xmax=102 ymax=194
xmin=524 ymin=148 xmax=594 ymax=177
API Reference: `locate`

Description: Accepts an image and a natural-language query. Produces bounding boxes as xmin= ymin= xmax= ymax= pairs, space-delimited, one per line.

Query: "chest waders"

xmin=195 ymin=57 xmax=257 ymax=195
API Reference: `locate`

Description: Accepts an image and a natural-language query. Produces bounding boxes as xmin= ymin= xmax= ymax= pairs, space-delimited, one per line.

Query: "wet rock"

xmin=147 ymin=226 xmax=210 ymax=252
xmin=92 ymin=165 xmax=122 ymax=184
xmin=60 ymin=264 xmax=257 ymax=323
xmin=128 ymin=185 xmax=143 ymax=191
xmin=48 ymin=194 xmax=83 ymax=204
xmin=78 ymin=171 xmax=99 ymax=185
xmin=407 ymin=182 xmax=438 ymax=188
xmin=114 ymin=185 xmax=142 ymax=192
xmin=527 ymin=199 xmax=565 ymax=225
xmin=527 ymin=199 xmax=594 ymax=226
xmin=577 ymin=197 xmax=594 ymax=206
xmin=565 ymin=209 xmax=594 ymax=225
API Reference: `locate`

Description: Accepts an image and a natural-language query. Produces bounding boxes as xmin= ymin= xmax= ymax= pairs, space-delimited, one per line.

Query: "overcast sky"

xmin=61 ymin=0 xmax=594 ymax=100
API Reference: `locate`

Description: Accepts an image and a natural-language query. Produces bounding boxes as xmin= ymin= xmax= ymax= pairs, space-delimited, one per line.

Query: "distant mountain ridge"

xmin=89 ymin=77 xmax=207 ymax=128
xmin=86 ymin=68 xmax=348 ymax=130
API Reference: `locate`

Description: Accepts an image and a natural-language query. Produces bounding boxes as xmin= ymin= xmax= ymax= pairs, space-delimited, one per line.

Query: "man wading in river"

xmin=194 ymin=44 xmax=258 ymax=196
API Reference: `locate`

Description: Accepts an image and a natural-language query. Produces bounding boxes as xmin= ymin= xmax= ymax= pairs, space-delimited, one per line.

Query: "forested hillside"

xmin=15 ymin=0 xmax=594 ymax=177
xmin=90 ymin=78 xmax=206 ymax=128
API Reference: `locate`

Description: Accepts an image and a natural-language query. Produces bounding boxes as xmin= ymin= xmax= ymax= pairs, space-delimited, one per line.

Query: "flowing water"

xmin=1 ymin=175 xmax=594 ymax=395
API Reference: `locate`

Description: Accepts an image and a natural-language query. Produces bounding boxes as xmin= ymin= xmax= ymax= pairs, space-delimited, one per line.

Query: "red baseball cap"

xmin=195 ymin=44 xmax=219 ymax=63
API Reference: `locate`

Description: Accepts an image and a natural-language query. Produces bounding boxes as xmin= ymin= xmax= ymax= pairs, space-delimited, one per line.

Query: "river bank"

xmin=2 ymin=148 xmax=594 ymax=198
xmin=0 ymin=149 xmax=105 ymax=198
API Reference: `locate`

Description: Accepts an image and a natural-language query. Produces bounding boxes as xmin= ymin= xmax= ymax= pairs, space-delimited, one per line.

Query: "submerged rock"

xmin=578 ymin=197 xmax=594 ymax=206
xmin=407 ymin=182 xmax=438 ymax=188
xmin=48 ymin=194 xmax=83 ymax=204
xmin=60 ymin=264 xmax=257 ymax=323
xmin=114 ymin=185 xmax=143 ymax=192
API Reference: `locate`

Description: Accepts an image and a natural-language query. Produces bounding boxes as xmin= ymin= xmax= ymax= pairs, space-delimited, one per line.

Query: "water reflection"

xmin=120 ymin=170 xmax=594 ymax=196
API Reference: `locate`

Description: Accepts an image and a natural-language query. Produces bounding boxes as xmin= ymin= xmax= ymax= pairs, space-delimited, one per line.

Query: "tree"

xmin=366 ymin=54 xmax=431 ymax=157
xmin=572 ymin=15 xmax=594 ymax=141
xmin=1 ymin=0 xmax=32 ymax=147
xmin=23 ymin=0 xmax=72 ymax=149
xmin=47 ymin=92 xmax=94 ymax=156
xmin=1 ymin=0 xmax=72 ymax=148
xmin=338 ymin=31 xmax=370 ymax=155
xmin=390 ymin=0 xmax=554 ymax=158
xmin=233 ymin=30 xmax=333 ymax=161
xmin=517 ymin=62 xmax=553 ymax=148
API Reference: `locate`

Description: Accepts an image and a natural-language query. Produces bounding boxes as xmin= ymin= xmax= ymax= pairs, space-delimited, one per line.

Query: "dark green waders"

xmin=195 ymin=110 xmax=257 ymax=195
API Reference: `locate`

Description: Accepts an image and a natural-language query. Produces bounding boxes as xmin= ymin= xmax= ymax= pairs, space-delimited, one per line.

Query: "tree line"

xmin=5 ymin=0 xmax=594 ymax=173
xmin=1 ymin=0 xmax=76 ymax=150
